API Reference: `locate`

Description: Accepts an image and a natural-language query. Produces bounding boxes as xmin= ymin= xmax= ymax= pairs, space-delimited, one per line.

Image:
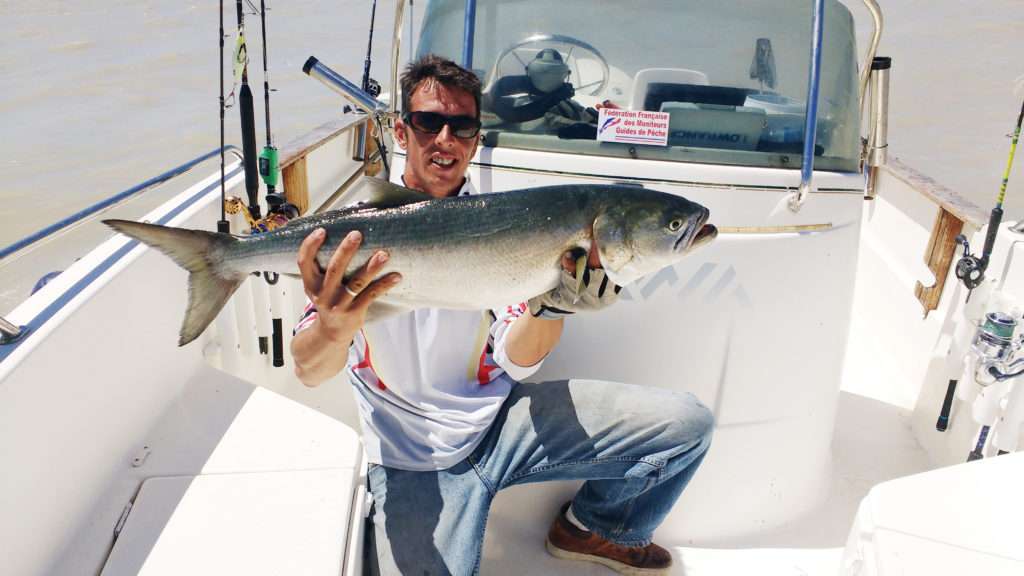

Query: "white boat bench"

xmin=100 ymin=365 xmax=367 ymax=576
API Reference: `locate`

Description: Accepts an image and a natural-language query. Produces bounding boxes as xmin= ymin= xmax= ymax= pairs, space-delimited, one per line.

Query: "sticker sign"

xmin=596 ymin=108 xmax=670 ymax=146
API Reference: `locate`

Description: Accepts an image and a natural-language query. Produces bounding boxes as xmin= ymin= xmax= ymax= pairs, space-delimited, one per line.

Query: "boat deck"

xmin=480 ymin=386 xmax=932 ymax=575
xmin=245 ymin=352 xmax=933 ymax=575
xmin=79 ymin=340 xmax=934 ymax=576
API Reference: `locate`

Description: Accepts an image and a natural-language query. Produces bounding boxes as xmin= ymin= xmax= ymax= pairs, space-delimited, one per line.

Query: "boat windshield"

xmin=415 ymin=0 xmax=860 ymax=172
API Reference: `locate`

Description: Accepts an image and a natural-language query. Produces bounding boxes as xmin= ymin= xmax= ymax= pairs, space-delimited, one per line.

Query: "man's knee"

xmin=648 ymin=390 xmax=714 ymax=450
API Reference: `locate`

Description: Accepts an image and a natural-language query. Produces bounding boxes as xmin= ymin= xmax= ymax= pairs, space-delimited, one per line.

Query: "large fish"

xmin=105 ymin=178 xmax=717 ymax=345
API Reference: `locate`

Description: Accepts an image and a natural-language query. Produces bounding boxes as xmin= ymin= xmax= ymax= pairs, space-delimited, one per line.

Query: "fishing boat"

xmin=3 ymin=0 xmax=1022 ymax=574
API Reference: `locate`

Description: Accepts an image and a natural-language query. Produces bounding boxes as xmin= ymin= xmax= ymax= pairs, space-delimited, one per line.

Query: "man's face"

xmin=394 ymin=79 xmax=480 ymax=198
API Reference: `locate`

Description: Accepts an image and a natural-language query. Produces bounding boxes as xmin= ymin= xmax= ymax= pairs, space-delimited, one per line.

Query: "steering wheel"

xmin=485 ymin=34 xmax=610 ymax=97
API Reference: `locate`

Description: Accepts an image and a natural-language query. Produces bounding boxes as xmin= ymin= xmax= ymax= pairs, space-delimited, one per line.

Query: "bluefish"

xmin=105 ymin=178 xmax=717 ymax=345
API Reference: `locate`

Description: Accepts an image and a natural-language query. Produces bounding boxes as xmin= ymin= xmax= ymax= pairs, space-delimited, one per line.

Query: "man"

xmin=291 ymin=54 xmax=712 ymax=575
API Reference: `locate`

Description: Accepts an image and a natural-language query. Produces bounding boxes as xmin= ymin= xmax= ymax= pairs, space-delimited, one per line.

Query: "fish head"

xmin=593 ymin=189 xmax=717 ymax=286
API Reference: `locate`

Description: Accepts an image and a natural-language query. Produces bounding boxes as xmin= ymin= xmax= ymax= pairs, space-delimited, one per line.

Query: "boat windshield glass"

xmin=415 ymin=0 xmax=860 ymax=172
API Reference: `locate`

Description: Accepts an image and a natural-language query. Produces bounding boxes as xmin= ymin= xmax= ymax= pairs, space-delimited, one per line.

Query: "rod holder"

xmin=868 ymin=57 xmax=891 ymax=167
xmin=865 ymin=57 xmax=891 ymax=199
xmin=304 ymin=56 xmax=391 ymax=117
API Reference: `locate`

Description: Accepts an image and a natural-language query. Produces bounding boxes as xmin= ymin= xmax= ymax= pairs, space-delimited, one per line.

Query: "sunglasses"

xmin=403 ymin=111 xmax=482 ymax=139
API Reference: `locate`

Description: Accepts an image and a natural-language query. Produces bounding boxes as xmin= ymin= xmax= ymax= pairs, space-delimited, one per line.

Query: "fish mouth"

xmin=691 ymin=224 xmax=718 ymax=248
xmin=673 ymin=209 xmax=716 ymax=252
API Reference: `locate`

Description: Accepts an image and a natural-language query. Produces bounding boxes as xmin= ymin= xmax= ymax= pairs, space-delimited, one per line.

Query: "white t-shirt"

xmin=294 ymin=177 xmax=544 ymax=470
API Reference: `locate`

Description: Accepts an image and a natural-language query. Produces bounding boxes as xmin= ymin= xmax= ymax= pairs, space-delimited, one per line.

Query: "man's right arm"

xmin=291 ymin=318 xmax=356 ymax=387
xmin=290 ymin=228 xmax=401 ymax=387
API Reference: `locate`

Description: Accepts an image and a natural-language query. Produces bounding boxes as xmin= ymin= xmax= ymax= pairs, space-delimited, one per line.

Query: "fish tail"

xmin=104 ymin=219 xmax=245 ymax=346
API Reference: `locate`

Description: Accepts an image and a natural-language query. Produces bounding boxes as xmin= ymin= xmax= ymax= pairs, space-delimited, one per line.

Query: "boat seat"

xmin=843 ymin=452 xmax=1024 ymax=575
xmin=100 ymin=375 xmax=368 ymax=576
xmin=629 ymin=67 xmax=710 ymax=110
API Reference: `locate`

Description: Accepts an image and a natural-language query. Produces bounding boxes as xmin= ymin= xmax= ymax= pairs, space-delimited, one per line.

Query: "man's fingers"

xmin=297 ymin=228 xmax=327 ymax=298
xmin=340 ymin=250 xmax=390 ymax=306
xmin=560 ymin=251 xmax=576 ymax=273
xmin=323 ymin=230 xmax=362 ymax=306
xmin=559 ymin=241 xmax=601 ymax=275
xmin=351 ymin=272 xmax=403 ymax=310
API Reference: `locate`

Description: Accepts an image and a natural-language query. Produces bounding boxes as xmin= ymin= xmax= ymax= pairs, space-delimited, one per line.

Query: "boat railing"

xmin=878 ymin=157 xmax=988 ymax=315
xmin=0 ymin=113 xmax=375 ymax=363
xmin=0 ymin=146 xmax=244 ymax=262
xmin=275 ymin=114 xmax=379 ymax=216
xmin=859 ymin=0 xmax=883 ymax=113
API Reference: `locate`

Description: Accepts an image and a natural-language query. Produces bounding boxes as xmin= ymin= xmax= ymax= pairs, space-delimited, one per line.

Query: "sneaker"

xmin=545 ymin=503 xmax=673 ymax=575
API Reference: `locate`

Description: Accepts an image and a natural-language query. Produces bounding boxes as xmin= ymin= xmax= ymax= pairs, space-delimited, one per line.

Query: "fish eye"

xmin=667 ymin=218 xmax=684 ymax=232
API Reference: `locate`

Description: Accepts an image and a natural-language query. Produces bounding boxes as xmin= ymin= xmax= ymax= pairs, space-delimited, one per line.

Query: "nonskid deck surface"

xmin=80 ymin=357 xmax=931 ymax=576
xmin=478 ymin=385 xmax=932 ymax=575
xmin=227 ymin=351 xmax=933 ymax=575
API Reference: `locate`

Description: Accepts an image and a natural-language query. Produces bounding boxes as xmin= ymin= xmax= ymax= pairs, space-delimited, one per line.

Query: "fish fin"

xmin=359 ymin=176 xmax=433 ymax=208
xmin=364 ymin=300 xmax=413 ymax=324
xmin=592 ymin=212 xmax=640 ymax=286
xmin=181 ymin=273 xmax=246 ymax=346
xmin=104 ymin=219 xmax=245 ymax=346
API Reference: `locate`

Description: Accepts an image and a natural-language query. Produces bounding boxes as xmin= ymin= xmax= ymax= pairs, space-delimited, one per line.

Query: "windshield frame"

xmin=403 ymin=0 xmax=871 ymax=173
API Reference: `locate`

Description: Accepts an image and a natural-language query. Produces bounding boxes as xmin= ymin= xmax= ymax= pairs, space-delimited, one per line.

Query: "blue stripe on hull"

xmin=0 ymin=166 xmax=244 ymax=365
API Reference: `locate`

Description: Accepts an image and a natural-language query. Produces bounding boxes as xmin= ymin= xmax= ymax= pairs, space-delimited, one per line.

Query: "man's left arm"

xmin=503 ymin=311 xmax=564 ymax=369
xmin=493 ymin=245 xmax=621 ymax=376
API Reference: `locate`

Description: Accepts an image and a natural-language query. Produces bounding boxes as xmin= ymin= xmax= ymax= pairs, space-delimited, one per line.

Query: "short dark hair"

xmin=400 ymin=54 xmax=481 ymax=119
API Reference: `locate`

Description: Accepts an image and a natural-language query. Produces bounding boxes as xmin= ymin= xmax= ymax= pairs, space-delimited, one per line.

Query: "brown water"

xmin=1 ymin=1 xmax=1022 ymax=314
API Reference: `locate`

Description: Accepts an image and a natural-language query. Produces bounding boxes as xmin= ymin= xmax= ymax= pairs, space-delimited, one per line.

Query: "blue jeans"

xmin=365 ymin=378 xmax=714 ymax=575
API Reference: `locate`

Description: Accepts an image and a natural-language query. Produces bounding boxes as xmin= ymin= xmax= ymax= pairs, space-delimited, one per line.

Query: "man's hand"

xmin=528 ymin=242 xmax=621 ymax=319
xmin=291 ymin=228 xmax=401 ymax=386
xmin=299 ymin=228 xmax=401 ymax=340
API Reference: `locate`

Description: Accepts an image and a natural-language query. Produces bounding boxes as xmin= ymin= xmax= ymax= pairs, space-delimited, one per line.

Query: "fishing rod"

xmin=251 ymin=0 xmax=290 ymax=367
xmin=230 ymin=0 xmax=274 ymax=360
xmin=361 ymin=0 xmax=381 ymax=97
xmin=218 ymin=1 xmax=230 ymax=234
xmin=355 ymin=0 xmax=390 ymax=178
xmin=955 ymin=97 xmax=1024 ymax=293
xmin=937 ymin=96 xmax=1024 ymax=432
xmin=235 ymin=0 xmax=262 ymax=220
xmin=256 ymin=0 xmax=295 ymax=228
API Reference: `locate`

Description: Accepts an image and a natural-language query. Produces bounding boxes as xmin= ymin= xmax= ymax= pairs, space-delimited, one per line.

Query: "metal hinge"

xmin=112 ymin=501 xmax=134 ymax=542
